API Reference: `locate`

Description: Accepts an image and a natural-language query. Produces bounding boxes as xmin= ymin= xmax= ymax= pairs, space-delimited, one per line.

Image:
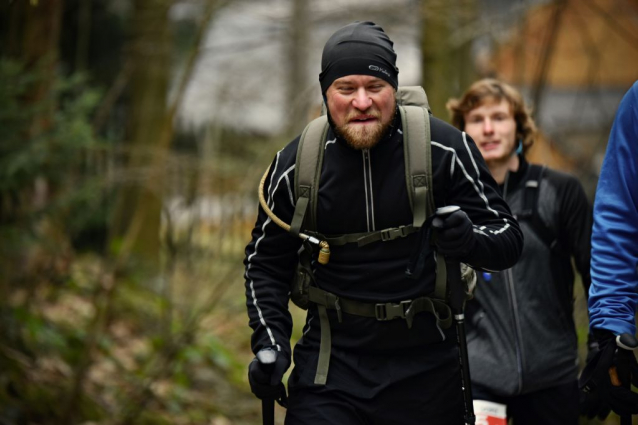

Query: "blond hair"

xmin=446 ymin=79 xmax=538 ymax=153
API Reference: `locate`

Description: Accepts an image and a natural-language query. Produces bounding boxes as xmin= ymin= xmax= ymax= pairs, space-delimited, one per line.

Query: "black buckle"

xmin=375 ymin=300 xmax=412 ymax=321
xmin=380 ymin=229 xmax=394 ymax=242
xmin=324 ymin=293 xmax=343 ymax=323
xmin=380 ymin=226 xmax=408 ymax=242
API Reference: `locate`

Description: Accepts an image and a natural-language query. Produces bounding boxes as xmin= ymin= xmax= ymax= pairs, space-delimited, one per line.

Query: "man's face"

xmin=463 ymin=98 xmax=518 ymax=166
xmin=325 ymin=75 xmax=396 ymax=150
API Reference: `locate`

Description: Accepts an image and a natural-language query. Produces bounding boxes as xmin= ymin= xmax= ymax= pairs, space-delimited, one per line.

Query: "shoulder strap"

xmin=400 ymin=104 xmax=434 ymax=228
xmin=519 ymin=164 xmax=558 ymax=250
xmin=396 ymin=86 xmax=431 ymax=114
xmin=291 ymin=115 xmax=329 ymax=236
xmin=520 ymin=164 xmax=544 ymax=216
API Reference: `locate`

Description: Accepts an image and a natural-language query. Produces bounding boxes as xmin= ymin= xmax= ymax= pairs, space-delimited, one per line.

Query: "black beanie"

xmin=319 ymin=21 xmax=399 ymax=94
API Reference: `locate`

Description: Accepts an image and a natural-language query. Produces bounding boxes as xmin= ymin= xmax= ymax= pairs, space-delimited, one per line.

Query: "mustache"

xmin=346 ymin=109 xmax=381 ymax=121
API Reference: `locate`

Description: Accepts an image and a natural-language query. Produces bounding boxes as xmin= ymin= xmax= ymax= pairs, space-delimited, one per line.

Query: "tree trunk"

xmin=0 ymin=0 xmax=64 ymax=274
xmin=110 ymin=0 xmax=172 ymax=269
xmin=420 ymin=0 xmax=477 ymax=120
xmin=5 ymin=0 xmax=63 ymax=136
xmin=286 ymin=0 xmax=311 ymax=136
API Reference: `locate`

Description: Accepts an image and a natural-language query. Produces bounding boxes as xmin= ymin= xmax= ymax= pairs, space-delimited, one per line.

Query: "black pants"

xmin=472 ymin=380 xmax=579 ymax=425
xmin=285 ymin=335 xmax=465 ymax=425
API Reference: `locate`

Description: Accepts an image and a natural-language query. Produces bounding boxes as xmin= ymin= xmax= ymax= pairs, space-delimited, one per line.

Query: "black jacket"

xmin=244 ymin=112 xmax=523 ymax=361
xmin=466 ymin=157 xmax=592 ymax=396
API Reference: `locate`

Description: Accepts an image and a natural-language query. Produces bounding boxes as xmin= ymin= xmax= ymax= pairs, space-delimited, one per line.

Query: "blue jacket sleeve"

xmin=588 ymin=81 xmax=638 ymax=336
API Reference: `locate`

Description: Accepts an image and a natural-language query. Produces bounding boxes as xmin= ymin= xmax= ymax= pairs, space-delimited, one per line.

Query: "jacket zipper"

xmin=503 ymin=171 xmax=525 ymax=394
xmin=505 ymin=268 xmax=525 ymax=394
xmin=362 ymin=149 xmax=375 ymax=231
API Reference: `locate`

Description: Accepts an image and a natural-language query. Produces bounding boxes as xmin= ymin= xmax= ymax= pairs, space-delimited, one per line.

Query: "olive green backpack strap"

xmin=400 ymin=92 xmax=473 ymax=302
xmin=291 ymin=115 xmax=329 ymax=237
xmin=396 ymin=85 xmax=432 ymax=114
xmin=398 ymin=91 xmax=434 ymax=228
xmin=292 ymin=115 xmax=333 ymax=385
xmin=397 ymin=90 xmax=447 ymax=302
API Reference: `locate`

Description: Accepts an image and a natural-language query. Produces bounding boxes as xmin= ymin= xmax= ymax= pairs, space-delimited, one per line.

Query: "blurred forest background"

xmin=0 ymin=0 xmax=636 ymax=424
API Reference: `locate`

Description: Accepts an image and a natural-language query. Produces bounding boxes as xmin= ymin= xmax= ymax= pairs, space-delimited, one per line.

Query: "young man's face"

xmin=325 ymin=75 xmax=396 ymax=150
xmin=463 ymin=98 xmax=518 ymax=165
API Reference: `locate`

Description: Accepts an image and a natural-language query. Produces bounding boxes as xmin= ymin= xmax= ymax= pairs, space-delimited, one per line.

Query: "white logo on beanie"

xmin=369 ymin=65 xmax=391 ymax=78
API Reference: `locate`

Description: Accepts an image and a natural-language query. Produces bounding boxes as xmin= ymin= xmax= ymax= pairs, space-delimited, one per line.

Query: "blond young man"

xmin=448 ymin=79 xmax=592 ymax=424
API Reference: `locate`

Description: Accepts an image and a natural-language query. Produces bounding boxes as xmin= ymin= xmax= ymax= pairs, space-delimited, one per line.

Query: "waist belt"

xmin=307 ymin=285 xmax=452 ymax=385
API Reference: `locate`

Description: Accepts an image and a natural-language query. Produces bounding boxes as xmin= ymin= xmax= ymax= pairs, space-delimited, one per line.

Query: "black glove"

xmin=580 ymin=332 xmax=611 ymax=420
xmin=248 ymin=348 xmax=290 ymax=407
xmin=585 ymin=331 xmax=601 ymax=364
xmin=431 ymin=209 xmax=476 ymax=259
xmin=579 ymin=330 xmax=638 ymax=419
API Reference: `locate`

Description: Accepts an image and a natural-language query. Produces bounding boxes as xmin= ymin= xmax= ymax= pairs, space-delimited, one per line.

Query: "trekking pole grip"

xmin=434 ymin=206 xmax=465 ymax=313
xmin=256 ymin=349 xmax=277 ymax=425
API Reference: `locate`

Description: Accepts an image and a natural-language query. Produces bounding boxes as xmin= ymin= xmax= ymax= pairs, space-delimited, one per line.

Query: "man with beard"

xmin=243 ymin=22 xmax=523 ymax=424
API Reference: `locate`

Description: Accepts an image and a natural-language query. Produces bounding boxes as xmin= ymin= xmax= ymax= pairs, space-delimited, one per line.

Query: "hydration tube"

xmin=258 ymin=166 xmax=331 ymax=264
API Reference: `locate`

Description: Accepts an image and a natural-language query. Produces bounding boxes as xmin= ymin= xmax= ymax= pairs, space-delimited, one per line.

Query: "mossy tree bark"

xmin=420 ymin=0 xmax=477 ymax=121
xmin=109 ymin=0 xmax=173 ymax=270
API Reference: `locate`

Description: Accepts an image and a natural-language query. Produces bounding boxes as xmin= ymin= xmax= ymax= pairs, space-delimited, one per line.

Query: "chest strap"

xmin=307 ymin=285 xmax=452 ymax=385
xmin=307 ymin=224 xmax=419 ymax=248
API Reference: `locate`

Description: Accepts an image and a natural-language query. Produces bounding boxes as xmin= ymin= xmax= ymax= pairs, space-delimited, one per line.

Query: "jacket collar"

xmin=501 ymin=154 xmax=529 ymax=192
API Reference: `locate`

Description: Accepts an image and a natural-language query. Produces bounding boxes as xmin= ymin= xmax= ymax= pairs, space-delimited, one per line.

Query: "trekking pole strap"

xmin=434 ymin=254 xmax=448 ymax=300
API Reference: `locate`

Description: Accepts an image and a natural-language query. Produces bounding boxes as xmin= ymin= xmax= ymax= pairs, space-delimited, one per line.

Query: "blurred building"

xmin=489 ymin=0 xmax=638 ymax=195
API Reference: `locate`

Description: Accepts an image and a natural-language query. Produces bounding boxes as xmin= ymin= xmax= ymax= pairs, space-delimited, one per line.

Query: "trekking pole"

xmin=435 ymin=206 xmax=476 ymax=425
xmin=615 ymin=334 xmax=632 ymax=425
xmin=256 ymin=348 xmax=277 ymax=425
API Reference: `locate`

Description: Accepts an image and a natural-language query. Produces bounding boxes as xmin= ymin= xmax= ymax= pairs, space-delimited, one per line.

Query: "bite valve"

xmin=303 ymin=235 xmax=330 ymax=265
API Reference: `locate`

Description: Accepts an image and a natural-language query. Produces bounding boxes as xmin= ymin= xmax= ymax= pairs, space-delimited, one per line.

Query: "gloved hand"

xmin=248 ymin=347 xmax=290 ymax=407
xmin=580 ymin=332 xmax=610 ymax=419
xmin=585 ymin=331 xmax=601 ymax=364
xmin=431 ymin=209 xmax=476 ymax=259
xmin=579 ymin=329 xmax=638 ymax=419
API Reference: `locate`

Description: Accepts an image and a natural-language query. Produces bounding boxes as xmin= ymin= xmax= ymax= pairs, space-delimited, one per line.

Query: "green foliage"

xmin=0 ymin=58 xmax=113 ymax=256
xmin=0 ymin=60 xmax=43 ymax=194
xmin=0 ymin=52 xmax=281 ymax=425
xmin=0 ymin=61 xmax=99 ymax=193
